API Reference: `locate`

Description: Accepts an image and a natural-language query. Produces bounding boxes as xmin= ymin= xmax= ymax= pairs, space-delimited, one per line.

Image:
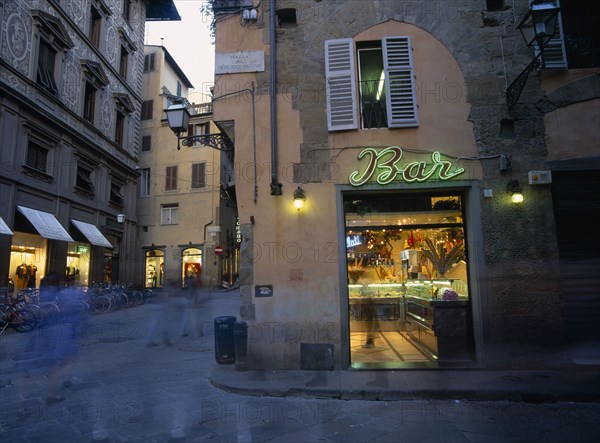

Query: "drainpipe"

xmin=269 ymin=0 xmax=282 ymax=195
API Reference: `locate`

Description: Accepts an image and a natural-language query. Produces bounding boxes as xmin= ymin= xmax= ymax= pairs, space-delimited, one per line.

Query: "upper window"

xmin=110 ymin=181 xmax=124 ymax=206
xmin=83 ymin=81 xmax=96 ymax=123
xmin=161 ymin=204 xmax=179 ymax=225
xmin=31 ymin=10 xmax=74 ymax=96
xmin=139 ymin=168 xmax=150 ymax=197
xmin=75 ymin=163 xmax=95 ymax=194
xmin=143 ymin=53 xmax=156 ymax=72
xmin=81 ymin=60 xmax=109 ymax=123
xmin=118 ymin=28 xmax=136 ymax=80
xmin=25 ymin=141 xmax=49 ymax=173
xmin=89 ymin=5 xmax=102 ymax=47
xmin=114 ymin=93 xmax=134 ymax=147
xmin=123 ymin=0 xmax=132 ymax=23
xmin=325 ymin=37 xmax=418 ymax=131
xmin=37 ymin=39 xmax=58 ymax=94
xmin=141 ymin=100 xmax=153 ymax=120
xmin=191 ymin=163 xmax=206 ymax=189
xmin=141 ymin=135 xmax=152 ymax=151
xmin=165 ymin=166 xmax=178 ymax=191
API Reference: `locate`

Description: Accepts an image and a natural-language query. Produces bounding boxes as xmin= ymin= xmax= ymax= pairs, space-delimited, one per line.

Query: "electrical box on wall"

xmin=528 ymin=170 xmax=552 ymax=185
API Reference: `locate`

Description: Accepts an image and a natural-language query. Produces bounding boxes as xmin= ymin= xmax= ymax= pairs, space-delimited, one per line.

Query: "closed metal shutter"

xmin=551 ymin=170 xmax=600 ymax=341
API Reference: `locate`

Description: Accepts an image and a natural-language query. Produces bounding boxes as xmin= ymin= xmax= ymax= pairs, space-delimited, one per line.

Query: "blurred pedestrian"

xmin=146 ymin=285 xmax=172 ymax=347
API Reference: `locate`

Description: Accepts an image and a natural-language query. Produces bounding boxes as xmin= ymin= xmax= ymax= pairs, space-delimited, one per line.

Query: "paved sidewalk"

xmin=210 ymin=365 xmax=600 ymax=403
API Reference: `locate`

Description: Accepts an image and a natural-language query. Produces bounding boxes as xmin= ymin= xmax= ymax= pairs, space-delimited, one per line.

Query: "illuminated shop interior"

xmin=344 ymin=192 xmax=473 ymax=368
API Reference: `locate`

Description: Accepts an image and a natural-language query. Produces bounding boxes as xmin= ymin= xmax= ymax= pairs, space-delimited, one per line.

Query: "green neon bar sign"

xmin=349 ymin=147 xmax=465 ymax=186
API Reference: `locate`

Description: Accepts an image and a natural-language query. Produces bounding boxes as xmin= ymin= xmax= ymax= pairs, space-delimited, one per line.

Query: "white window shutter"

xmin=325 ymin=39 xmax=358 ymax=131
xmin=383 ymin=36 xmax=418 ymax=128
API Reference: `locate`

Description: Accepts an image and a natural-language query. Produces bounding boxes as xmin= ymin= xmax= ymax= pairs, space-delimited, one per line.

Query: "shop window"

xmin=344 ymin=192 xmax=471 ymax=368
xmin=325 ymin=36 xmax=418 ymax=131
xmin=161 ymin=203 xmax=179 ymax=225
xmin=191 ymin=163 xmax=206 ymax=189
xmin=145 ymin=249 xmax=164 ymax=288
xmin=182 ymin=248 xmax=202 ymax=289
xmin=165 ymin=165 xmax=178 ymax=191
xmin=143 ymin=53 xmax=156 ymax=72
xmin=141 ymin=100 xmax=153 ymax=120
xmin=139 ymin=168 xmax=150 ymax=197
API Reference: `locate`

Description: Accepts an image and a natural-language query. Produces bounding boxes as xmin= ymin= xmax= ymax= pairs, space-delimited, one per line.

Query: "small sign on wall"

xmin=216 ymin=51 xmax=265 ymax=74
xmin=255 ymin=285 xmax=273 ymax=298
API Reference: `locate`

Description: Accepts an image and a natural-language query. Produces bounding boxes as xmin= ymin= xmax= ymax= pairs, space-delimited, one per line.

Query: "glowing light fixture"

xmin=507 ymin=180 xmax=524 ymax=204
xmin=293 ymin=186 xmax=306 ymax=210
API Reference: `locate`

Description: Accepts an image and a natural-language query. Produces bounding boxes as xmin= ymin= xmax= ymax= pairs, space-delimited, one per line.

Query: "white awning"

xmin=0 ymin=216 xmax=13 ymax=236
xmin=17 ymin=206 xmax=74 ymax=242
xmin=71 ymin=219 xmax=113 ymax=248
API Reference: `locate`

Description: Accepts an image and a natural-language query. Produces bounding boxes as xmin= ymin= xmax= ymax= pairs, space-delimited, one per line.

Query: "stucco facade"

xmin=212 ymin=0 xmax=598 ymax=370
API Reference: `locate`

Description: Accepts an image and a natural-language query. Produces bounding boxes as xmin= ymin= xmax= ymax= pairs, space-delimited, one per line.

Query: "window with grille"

xmin=161 ymin=204 xmax=179 ymax=225
xmin=139 ymin=168 xmax=150 ymax=197
xmin=325 ymin=36 xmax=418 ymax=131
xmin=165 ymin=166 xmax=178 ymax=191
xmin=191 ymin=163 xmax=206 ymax=188
xmin=26 ymin=142 xmax=49 ymax=173
xmin=141 ymin=100 xmax=153 ymax=120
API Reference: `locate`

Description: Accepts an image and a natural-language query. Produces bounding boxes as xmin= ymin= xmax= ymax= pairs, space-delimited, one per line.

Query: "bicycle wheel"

xmin=11 ymin=307 xmax=38 ymax=332
xmin=92 ymin=296 xmax=112 ymax=314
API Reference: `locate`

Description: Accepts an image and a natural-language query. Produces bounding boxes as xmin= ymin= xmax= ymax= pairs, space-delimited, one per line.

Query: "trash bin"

xmin=233 ymin=321 xmax=248 ymax=371
xmin=214 ymin=316 xmax=236 ymax=364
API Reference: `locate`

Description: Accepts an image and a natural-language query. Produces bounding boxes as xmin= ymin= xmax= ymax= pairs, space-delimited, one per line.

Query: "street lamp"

xmin=164 ymin=103 xmax=232 ymax=152
xmin=505 ymin=1 xmax=561 ymax=107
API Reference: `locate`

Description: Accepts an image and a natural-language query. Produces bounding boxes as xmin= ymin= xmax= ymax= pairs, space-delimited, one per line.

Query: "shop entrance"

xmin=344 ymin=191 xmax=474 ymax=368
xmin=182 ymin=247 xmax=202 ymax=289
xmin=145 ymin=249 xmax=164 ymax=288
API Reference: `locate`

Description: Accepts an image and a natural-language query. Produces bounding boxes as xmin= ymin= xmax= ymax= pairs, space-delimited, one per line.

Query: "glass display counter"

xmin=348 ymin=284 xmax=405 ymax=332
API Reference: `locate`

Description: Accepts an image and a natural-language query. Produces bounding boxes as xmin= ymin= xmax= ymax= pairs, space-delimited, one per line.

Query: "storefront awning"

xmin=0 ymin=216 xmax=13 ymax=235
xmin=17 ymin=206 xmax=74 ymax=242
xmin=71 ymin=219 xmax=113 ymax=248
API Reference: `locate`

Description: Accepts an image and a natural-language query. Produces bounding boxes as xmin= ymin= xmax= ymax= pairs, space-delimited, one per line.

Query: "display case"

xmin=348 ymin=284 xmax=405 ymax=332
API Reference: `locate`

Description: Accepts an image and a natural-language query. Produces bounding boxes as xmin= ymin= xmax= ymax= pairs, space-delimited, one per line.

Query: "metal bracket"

xmin=177 ymin=133 xmax=232 ymax=152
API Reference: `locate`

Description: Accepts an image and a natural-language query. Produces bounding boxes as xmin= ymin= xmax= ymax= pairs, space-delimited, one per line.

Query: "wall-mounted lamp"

xmin=242 ymin=8 xmax=258 ymax=22
xmin=164 ymin=103 xmax=232 ymax=152
xmin=505 ymin=1 xmax=561 ymax=107
xmin=507 ymin=180 xmax=524 ymax=204
xmin=117 ymin=213 xmax=126 ymax=223
xmin=293 ymin=186 xmax=306 ymax=210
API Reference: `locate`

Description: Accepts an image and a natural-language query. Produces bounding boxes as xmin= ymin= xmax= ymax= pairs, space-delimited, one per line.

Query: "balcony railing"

xmin=190 ymin=102 xmax=212 ymax=115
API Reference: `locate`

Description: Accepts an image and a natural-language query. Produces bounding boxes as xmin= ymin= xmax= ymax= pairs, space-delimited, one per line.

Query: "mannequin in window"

xmin=15 ymin=263 xmax=29 ymax=290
